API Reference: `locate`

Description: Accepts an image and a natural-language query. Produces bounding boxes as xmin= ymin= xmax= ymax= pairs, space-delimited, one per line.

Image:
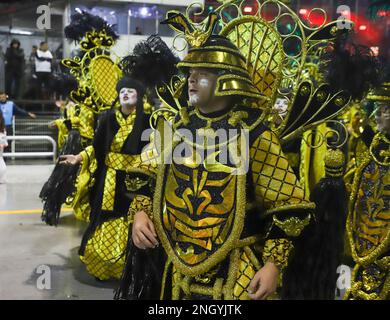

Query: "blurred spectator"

xmin=0 ymin=90 xmax=36 ymax=137
xmin=5 ymin=39 xmax=25 ymax=99
xmin=0 ymin=45 xmax=4 ymax=92
xmin=29 ymin=45 xmax=38 ymax=74
xmin=35 ymin=41 xmax=53 ymax=99
xmin=23 ymin=45 xmax=39 ymax=99
xmin=134 ymin=26 xmax=143 ymax=35
xmin=0 ymin=111 xmax=7 ymax=183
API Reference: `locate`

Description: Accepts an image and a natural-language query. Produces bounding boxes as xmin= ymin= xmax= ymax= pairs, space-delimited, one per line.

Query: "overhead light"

xmin=139 ymin=7 xmax=149 ymax=17
xmin=299 ymin=8 xmax=308 ymax=15
xmin=370 ymin=46 xmax=379 ymax=56
xmin=128 ymin=9 xmax=132 ymax=16
xmin=110 ymin=11 xmax=115 ymax=15
xmin=11 ymin=29 xmax=33 ymax=35
xmin=359 ymin=25 xmax=367 ymax=31
xmin=243 ymin=6 xmax=253 ymax=13
xmin=75 ymin=7 xmax=82 ymax=14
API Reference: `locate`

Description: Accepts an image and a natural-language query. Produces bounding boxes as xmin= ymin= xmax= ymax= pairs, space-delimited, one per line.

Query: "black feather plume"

xmin=119 ymin=35 xmax=179 ymax=89
xmin=64 ymin=10 xmax=119 ymax=42
xmin=322 ymin=33 xmax=382 ymax=101
xmin=40 ymin=129 xmax=83 ymax=226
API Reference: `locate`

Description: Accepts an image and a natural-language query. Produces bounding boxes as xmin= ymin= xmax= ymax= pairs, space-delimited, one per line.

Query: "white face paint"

xmin=119 ymin=87 xmax=137 ymax=107
xmin=187 ymin=68 xmax=217 ymax=108
xmin=375 ymin=104 xmax=390 ymax=134
xmin=273 ymin=98 xmax=288 ymax=118
xmin=198 ymin=78 xmax=209 ymax=88
xmin=189 ymin=94 xmax=200 ymax=105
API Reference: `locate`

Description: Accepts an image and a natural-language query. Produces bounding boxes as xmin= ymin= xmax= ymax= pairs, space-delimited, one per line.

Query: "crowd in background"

xmin=0 ymin=38 xmax=67 ymax=101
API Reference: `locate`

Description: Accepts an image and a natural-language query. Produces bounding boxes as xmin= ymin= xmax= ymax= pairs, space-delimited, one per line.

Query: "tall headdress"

xmin=62 ymin=11 xmax=122 ymax=114
xmin=157 ymin=1 xmax=379 ymax=139
xmin=161 ymin=11 xmax=266 ymax=102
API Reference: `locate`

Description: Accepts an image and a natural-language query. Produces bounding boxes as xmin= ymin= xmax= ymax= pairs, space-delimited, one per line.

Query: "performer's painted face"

xmin=188 ymin=68 xmax=217 ymax=107
xmin=375 ymin=103 xmax=390 ymax=134
xmin=272 ymin=98 xmax=288 ymax=126
xmin=119 ymin=87 xmax=137 ymax=107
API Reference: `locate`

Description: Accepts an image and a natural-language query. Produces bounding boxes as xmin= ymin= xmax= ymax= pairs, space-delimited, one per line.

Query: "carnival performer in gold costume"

xmin=59 ymin=76 xmax=152 ymax=280
xmin=345 ymin=82 xmax=390 ymax=300
xmin=40 ymin=11 xmax=119 ymax=226
xmin=59 ymin=34 xmax=178 ymax=281
xmin=118 ymin=0 xmax=380 ymax=300
xmin=125 ymin=11 xmax=318 ymax=300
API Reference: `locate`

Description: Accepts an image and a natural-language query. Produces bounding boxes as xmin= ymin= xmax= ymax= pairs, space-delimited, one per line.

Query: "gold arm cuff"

xmin=262 ymin=238 xmax=294 ymax=271
xmin=128 ymin=195 xmax=153 ymax=223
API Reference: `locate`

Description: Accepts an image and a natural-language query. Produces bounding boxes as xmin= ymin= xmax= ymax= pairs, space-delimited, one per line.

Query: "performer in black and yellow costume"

xmin=59 ymin=76 xmax=152 ymax=280
xmin=133 ymin=39 xmax=313 ymax=301
xmin=40 ymin=11 xmax=120 ymax=225
xmin=122 ymin=0 xmax=367 ymax=298
xmin=279 ymin=27 xmax=381 ymax=300
xmin=120 ymin=0 xmax=380 ymax=300
xmin=40 ymin=99 xmax=94 ymax=225
xmin=60 ymin=34 xmax=178 ymax=281
xmin=345 ymin=82 xmax=390 ymax=300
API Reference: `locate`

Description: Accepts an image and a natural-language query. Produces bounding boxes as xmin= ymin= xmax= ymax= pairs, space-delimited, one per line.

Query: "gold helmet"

xmin=162 ymin=12 xmax=266 ymax=102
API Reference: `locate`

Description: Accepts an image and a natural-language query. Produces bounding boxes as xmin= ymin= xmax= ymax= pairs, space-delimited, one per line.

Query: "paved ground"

xmin=0 ymin=163 xmax=350 ymax=300
xmin=0 ymin=164 xmax=117 ymax=300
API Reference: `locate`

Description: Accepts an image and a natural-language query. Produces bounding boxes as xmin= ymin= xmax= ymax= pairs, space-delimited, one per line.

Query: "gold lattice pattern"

xmin=101 ymin=168 xmax=117 ymax=211
xmin=250 ymin=130 xmax=307 ymax=210
xmin=102 ymin=153 xmax=144 ymax=211
xmin=90 ymin=57 xmax=120 ymax=105
xmin=101 ymin=111 xmax=137 ymax=211
xmin=233 ymin=250 xmax=256 ymax=300
xmin=80 ymin=217 xmax=130 ymax=280
xmin=73 ymin=201 xmax=90 ymax=222
xmin=223 ymin=19 xmax=283 ymax=99
xmin=138 ymin=131 xmax=160 ymax=175
xmin=111 ymin=111 xmax=136 ymax=152
xmin=79 ymin=106 xmax=95 ymax=140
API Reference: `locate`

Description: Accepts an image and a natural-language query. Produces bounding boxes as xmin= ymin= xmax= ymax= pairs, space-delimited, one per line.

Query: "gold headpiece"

xmin=161 ymin=10 xmax=266 ymax=102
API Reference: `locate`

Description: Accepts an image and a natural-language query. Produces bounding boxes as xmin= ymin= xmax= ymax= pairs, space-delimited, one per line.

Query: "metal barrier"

xmin=3 ymin=136 xmax=57 ymax=162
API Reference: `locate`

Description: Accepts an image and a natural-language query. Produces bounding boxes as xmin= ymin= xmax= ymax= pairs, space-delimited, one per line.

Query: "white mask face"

xmin=119 ymin=87 xmax=137 ymax=107
xmin=273 ymin=98 xmax=288 ymax=118
xmin=375 ymin=104 xmax=390 ymax=134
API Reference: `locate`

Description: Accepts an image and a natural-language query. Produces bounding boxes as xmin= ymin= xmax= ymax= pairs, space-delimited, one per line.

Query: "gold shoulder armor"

xmin=273 ymin=214 xmax=311 ymax=237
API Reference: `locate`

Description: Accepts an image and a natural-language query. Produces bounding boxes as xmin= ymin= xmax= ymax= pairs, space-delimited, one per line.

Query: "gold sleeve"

xmin=250 ymin=129 xmax=313 ymax=215
xmin=250 ymin=130 xmax=314 ymax=266
xmin=66 ymin=145 xmax=97 ymax=222
xmin=54 ymin=119 xmax=68 ymax=150
xmin=78 ymin=107 xmax=95 ymax=140
xmin=262 ymin=238 xmax=294 ymax=271
xmin=138 ymin=129 xmax=160 ymax=176
xmin=126 ymin=128 xmax=162 ymax=222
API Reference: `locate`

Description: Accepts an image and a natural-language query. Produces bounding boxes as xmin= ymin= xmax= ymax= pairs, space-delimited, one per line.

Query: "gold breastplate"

xmin=348 ymin=134 xmax=390 ymax=265
xmin=154 ymin=127 xmax=248 ymax=277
